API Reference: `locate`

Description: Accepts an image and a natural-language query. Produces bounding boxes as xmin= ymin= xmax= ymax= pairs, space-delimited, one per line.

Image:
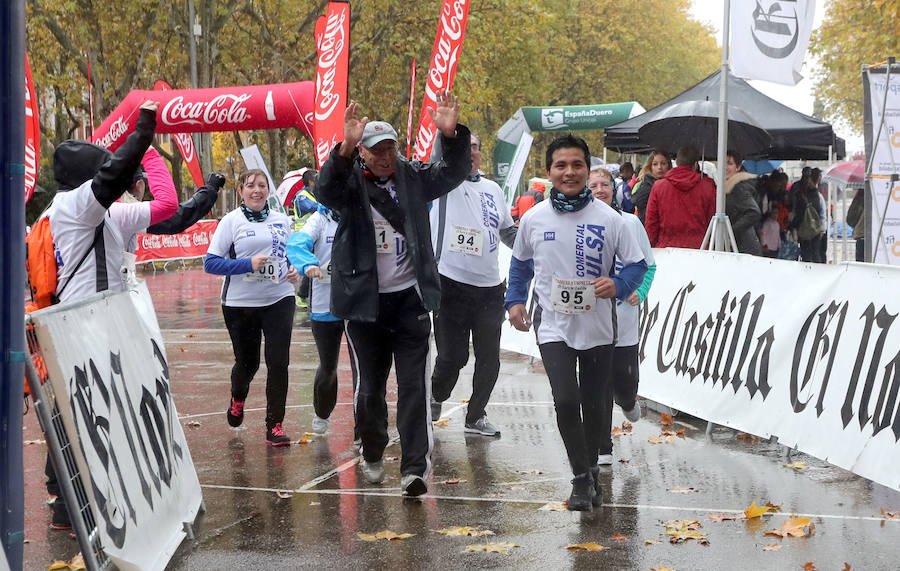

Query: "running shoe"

xmin=311 ymin=415 xmax=329 ymax=434
xmin=361 ymin=460 xmax=385 ymax=484
xmin=464 ymin=415 xmax=501 ymax=437
xmin=567 ymin=472 xmax=595 ymax=512
xmin=401 ymin=474 xmax=427 ymax=497
xmin=49 ymin=498 xmax=72 ymax=530
xmin=597 ymin=454 xmax=613 ymax=466
xmin=265 ymin=423 xmax=291 ymax=446
xmin=226 ymin=398 xmax=245 ymax=427
xmin=623 ymin=403 xmax=641 ymax=423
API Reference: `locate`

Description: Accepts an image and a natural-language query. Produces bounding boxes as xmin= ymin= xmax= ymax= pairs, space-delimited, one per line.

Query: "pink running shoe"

xmin=227 ymin=398 xmax=245 ymax=427
xmin=266 ymin=423 xmax=291 ymax=446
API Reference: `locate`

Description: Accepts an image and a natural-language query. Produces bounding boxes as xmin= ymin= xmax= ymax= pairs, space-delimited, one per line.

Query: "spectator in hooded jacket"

xmin=724 ymin=150 xmax=763 ymax=255
xmin=644 ymin=146 xmax=716 ymax=248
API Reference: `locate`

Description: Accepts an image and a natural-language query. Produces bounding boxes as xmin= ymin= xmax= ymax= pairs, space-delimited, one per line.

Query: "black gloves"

xmin=206 ymin=171 xmax=226 ymax=190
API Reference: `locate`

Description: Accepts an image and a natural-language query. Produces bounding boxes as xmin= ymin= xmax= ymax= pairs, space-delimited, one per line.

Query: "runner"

xmin=429 ymin=133 xmax=516 ymax=436
xmin=204 ymin=169 xmax=300 ymax=446
xmin=286 ymin=205 xmax=357 ymax=436
xmin=588 ymin=168 xmax=656 ymax=465
xmin=506 ymin=135 xmax=647 ymax=511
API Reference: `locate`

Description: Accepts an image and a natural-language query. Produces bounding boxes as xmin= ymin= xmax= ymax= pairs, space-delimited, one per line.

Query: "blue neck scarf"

xmin=241 ymin=201 xmax=269 ymax=222
xmin=549 ymin=186 xmax=592 ymax=213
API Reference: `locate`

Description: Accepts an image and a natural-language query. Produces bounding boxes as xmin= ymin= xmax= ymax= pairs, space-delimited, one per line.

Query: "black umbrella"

xmin=637 ymin=100 xmax=772 ymax=158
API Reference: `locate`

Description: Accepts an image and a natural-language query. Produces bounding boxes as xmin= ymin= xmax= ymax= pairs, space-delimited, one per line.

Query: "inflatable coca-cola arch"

xmin=92 ymin=82 xmax=315 ymax=152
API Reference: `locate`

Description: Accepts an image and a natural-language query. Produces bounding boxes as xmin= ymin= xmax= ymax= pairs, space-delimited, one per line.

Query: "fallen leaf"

xmin=648 ymin=436 xmax=665 ymax=444
xmin=434 ymin=526 xmax=494 ymax=537
xmin=618 ymin=458 xmax=630 ymax=463
xmin=464 ymin=542 xmax=519 ymax=554
xmin=764 ymin=515 xmax=813 ymax=538
xmin=439 ymin=477 xmax=467 ymax=485
xmin=611 ymin=533 xmax=628 ymax=542
xmin=188 ymin=333 xmax=195 ymax=338
xmin=660 ymin=412 xmax=673 ymax=426
xmin=708 ymin=513 xmax=745 ymax=522
xmin=669 ymin=486 xmax=699 ymax=494
xmin=432 ymin=418 xmax=449 ymax=427
xmin=736 ymin=432 xmax=759 ymax=441
xmin=882 ymin=508 xmax=899 ymax=520
xmin=186 ymin=420 xmax=201 ymax=428
xmin=803 ymin=564 xmax=817 ymax=571
xmin=358 ymin=530 xmax=415 ymax=541
xmin=295 ymin=438 xmax=310 ymax=445
xmin=651 ymin=567 xmax=676 ymax=571
xmin=178 ymin=347 xmax=185 ymax=352
xmin=766 ymin=502 xmax=783 ymax=512
xmin=783 ymin=461 xmax=807 ymax=471
xmin=566 ymin=542 xmax=608 ymax=551
xmin=662 ymin=520 xmax=708 ymax=545
xmin=538 ymin=501 xmax=568 ymax=511
xmin=67 ymin=554 xmax=85 ymax=570
xmin=621 ymin=421 xmax=633 ymax=431
xmin=611 ymin=422 xmax=633 ymax=436
xmin=461 ymin=398 xmax=470 ymax=403
xmin=276 ymin=490 xmax=293 ymax=498
xmin=46 ymin=561 xmax=69 ymax=570
xmin=644 ymin=539 xmax=661 ymax=545
xmin=744 ymin=501 xmax=780 ymax=519
xmin=303 ymin=432 xmax=318 ymax=438
xmin=762 ymin=544 xmax=783 ymax=551
xmin=842 ymin=564 xmax=851 ymax=570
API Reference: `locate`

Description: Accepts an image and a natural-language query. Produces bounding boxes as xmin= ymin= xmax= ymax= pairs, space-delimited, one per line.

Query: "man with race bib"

xmin=429 ymin=133 xmax=517 ymax=437
xmin=506 ymin=135 xmax=647 ymax=511
xmin=315 ymin=90 xmax=470 ymax=497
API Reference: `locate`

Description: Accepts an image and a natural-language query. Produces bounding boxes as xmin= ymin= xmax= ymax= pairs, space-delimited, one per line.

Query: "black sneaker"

xmin=227 ymin=398 xmax=245 ymax=427
xmin=567 ymin=472 xmax=595 ymax=512
xmin=430 ymin=399 xmax=442 ymax=420
xmin=589 ymin=466 xmax=603 ymax=507
xmin=49 ymin=498 xmax=72 ymax=530
xmin=265 ymin=423 xmax=291 ymax=446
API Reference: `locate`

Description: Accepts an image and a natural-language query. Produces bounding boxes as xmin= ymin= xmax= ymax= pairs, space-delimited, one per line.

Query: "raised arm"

xmin=147 ymin=172 xmax=225 ymax=235
xmin=92 ymin=102 xmax=158 ymax=208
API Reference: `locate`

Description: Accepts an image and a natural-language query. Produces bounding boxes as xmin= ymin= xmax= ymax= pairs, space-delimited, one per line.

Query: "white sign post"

xmin=501 ymin=131 xmax=534 ymax=208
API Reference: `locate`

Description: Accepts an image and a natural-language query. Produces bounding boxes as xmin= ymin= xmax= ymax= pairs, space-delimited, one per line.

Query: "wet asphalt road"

xmin=21 ymin=268 xmax=900 ymax=570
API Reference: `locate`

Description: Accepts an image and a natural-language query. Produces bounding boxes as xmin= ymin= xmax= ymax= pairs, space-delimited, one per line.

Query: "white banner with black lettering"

xmin=499 ymin=248 xmax=900 ymax=492
xmin=729 ymin=0 xmax=815 ymax=85
xmin=31 ymin=286 xmax=202 ymax=571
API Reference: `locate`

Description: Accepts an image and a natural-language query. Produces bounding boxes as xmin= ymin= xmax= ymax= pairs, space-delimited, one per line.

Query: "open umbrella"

xmin=637 ymin=100 xmax=772 ymax=158
xmin=823 ymin=159 xmax=865 ymax=189
xmin=275 ymin=168 xmax=309 ymax=207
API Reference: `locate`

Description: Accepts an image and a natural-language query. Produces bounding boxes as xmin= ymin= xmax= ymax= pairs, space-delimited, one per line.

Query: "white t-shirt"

xmin=615 ymin=212 xmax=655 ymax=347
xmin=512 ymin=199 xmax=645 ymax=350
xmin=431 ymin=177 xmax=515 ymax=287
xmin=108 ymin=201 xmax=151 ymax=253
xmin=298 ymin=211 xmax=338 ymax=315
xmin=47 ymin=181 xmax=129 ymax=303
xmin=207 ymin=209 xmax=296 ymax=307
xmin=370 ymin=179 xmax=416 ymax=293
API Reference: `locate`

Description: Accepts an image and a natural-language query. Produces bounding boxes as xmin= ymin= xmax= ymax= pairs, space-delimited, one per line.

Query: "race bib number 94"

xmin=551 ymin=276 xmax=595 ymax=314
xmin=244 ymin=257 xmax=279 ymax=282
xmin=448 ymin=224 xmax=483 ymax=256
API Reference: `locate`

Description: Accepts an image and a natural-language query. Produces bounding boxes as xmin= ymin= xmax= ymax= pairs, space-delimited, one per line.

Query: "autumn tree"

xmin=809 ymin=0 xmax=900 ymax=134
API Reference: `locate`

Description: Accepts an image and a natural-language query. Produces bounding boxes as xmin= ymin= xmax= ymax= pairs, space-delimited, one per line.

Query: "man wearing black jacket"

xmin=316 ymin=90 xmax=470 ymax=497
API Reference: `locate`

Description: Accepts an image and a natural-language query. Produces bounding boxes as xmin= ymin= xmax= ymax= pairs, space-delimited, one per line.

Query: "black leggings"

xmin=538 ymin=342 xmax=613 ymax=476
xmin=599 ymin=344 xmax=640 ymax=455
xmin=223 ymin=296 xmax=296 ymax=428
xmin=310 ymin=319 xmax=351 ymax=419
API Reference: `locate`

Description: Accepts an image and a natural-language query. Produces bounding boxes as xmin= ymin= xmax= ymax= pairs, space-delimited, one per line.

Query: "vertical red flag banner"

xmin=154 ymin=80 xmax=205 ymax=187
xmin=25 ymin=53 xmax=40 ymax=203
xmin=406 ymin=58 xmax=416 ymax=159
xmin=86 ymin=50 xmax=95 ymax=141
xmin=313 ymin=1 xmax=350 ymax=169
xmin=412 ymin=0 xmax=469 ymax=162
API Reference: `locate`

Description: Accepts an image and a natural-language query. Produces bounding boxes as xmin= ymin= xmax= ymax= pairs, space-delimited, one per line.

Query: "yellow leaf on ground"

xmin=465 ymin=542 xmax=519 ymax=554
xmin=67 ymin=555 xmax=85 ymax=570
xmin=538 ymin=501 xmax=568 ymax=511
xmin=660 ymin=412 xmax=673 ymax=426
xmin=612 ymin=422 xmax=633 ymax=436
xmin=621 ymin=421 xmax=633 ymax=431
xmin=651 ymin=567 xmax=676 ymax=571
xmin=611 ymin=533 xmax=628 ymax=542
xmin=648 ymin=436 xmax=665 ymax=444
xmin=461 ymin=398 xmax=470 ymax=403
xmin=302 ymin=432 xmax=318 ymax=438
xmin=783 ymin=461 xmax=807 ymax=470
xmin=358 ymin=530 xmax=415 ymax=541
xmin=803 ymin=563 xmax=817 ymax=571
xmin=644 ymin=539 xmax=661 ymax=545
xmin=566 ymin=542 xmax=609 ymax=551
xmin=662 ymin=520 xmax=708 ymax=544
xmin=46 ymin=561 xmax=69 ymax=570
xmin=669 ymin=486 xmax=699 ymax=494
xmin=882 ymin=508 xmax=899 ymax=520
xmin=434 ymin=526 xmax=494 ymax=537
xmin=764 ymin=515 xmax=813 ymax=538
xmin=432 ymin=418 xmax=449 ymax=427
xmin=762 ymin=544 xmax=783 ymax=551
xmin=765 ymin=502 xmax=783 ymax=512
xmin=744 ymin=501 xmax=772 ymax=519
xmin=295 ymin=438 xmax=310 ymax=445
xmin=439 ymin=477 xmax=467 ymax=485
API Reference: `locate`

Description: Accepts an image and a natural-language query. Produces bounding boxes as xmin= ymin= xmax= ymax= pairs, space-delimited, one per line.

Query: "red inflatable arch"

xmin=92 ymin=82 xmax=315 ymax=151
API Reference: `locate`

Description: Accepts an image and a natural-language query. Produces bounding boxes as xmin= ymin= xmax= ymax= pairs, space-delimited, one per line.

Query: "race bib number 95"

xmin=550 ymin=276 xmax=595 ymax=314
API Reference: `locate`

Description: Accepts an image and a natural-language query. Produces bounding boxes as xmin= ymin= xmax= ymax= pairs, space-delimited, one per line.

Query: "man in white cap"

xmin=316 ymin=90 xmax=470 ymax=497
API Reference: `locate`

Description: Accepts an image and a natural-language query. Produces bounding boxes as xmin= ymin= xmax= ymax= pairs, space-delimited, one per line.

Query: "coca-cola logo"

xmin=192 ymin=232 xmax=209 ymax=246
xmin=173 ymin=132 xmax=196 ymax=162
xmin=315 ymin=10 xmax=347 ymax=122
xmin=161 ymin=94 xmax=252 ymax=127
xmin=414 ymin=127 xmax=437 ymax=161
xmin=95 ymin=116 xmax=129 ymax=149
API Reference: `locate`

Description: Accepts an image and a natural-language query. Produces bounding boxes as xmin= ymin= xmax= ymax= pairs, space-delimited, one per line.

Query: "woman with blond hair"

xmin=631 ymin=150 xmax=670 ymax=224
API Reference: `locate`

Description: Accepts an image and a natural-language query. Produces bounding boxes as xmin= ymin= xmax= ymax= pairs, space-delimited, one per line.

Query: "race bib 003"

xmin=244 ymin=256 xmax=279 ymax=282
xmin=448 ymin=224 xmax=483 ymax=256
xmin=550 ymin=276 xmax=595 ymax=315
xmin=374 ymin=220 xmax=395 ymax=254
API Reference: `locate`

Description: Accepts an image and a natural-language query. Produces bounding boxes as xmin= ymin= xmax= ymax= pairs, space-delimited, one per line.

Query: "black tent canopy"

xmin=604 ymin=70 xmax=845 ymax=160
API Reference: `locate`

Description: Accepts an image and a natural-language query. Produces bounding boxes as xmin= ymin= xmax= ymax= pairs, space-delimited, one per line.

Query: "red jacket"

xmin=645 ymin=165 xmax=716 ymax=248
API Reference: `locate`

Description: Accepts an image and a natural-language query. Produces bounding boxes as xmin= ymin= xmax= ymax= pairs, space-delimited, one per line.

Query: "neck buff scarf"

xmin=467 ymin=173 xmax=481 ymax=182
xmin=241 ymin=201 xmax=269 ymax=222
xmin=358 ymin=157 xmax=394 ymax=184
xmin=549 ymin=186 xmax=592 ymax=213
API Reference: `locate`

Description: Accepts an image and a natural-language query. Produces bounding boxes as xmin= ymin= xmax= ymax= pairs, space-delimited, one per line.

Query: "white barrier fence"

xmin=500 ymin=247 xmax=900 ymax=492
xmin=29 ymin=284 xmax=202 ymax=570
